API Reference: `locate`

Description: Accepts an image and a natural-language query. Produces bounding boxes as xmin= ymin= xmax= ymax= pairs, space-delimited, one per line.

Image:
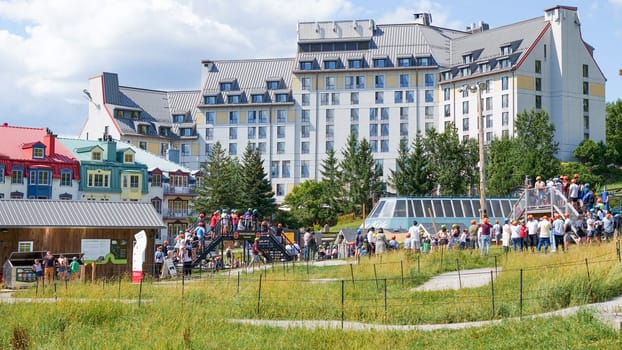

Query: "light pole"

xmin=460 ymin=82 xmax=488 ymax=220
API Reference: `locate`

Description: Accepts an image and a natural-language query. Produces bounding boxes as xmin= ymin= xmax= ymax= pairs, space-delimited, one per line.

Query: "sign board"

xmin=132 ymin=230 xmax=147 ymax=284
xmin=81 ymin=239 xmax=111 ymax=261
xmin=162 ymin=258 xmax=177 ymax=277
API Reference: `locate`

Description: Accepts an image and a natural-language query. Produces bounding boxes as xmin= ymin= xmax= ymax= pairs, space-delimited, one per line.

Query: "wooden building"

xmin=0 ymin=199 xmax=164 ymax=279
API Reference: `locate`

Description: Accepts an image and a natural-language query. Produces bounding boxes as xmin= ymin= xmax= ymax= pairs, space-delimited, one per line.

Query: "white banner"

xmin=132 ymin=230 xmax=147 ymax=283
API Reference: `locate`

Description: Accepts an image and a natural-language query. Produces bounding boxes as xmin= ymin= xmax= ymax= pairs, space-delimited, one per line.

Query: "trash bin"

xmin=2 ymin=251 xmax=46 ymax=289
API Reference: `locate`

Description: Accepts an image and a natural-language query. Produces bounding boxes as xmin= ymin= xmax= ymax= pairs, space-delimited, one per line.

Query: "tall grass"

xmin=3 ymin=243 xmax=622 ymax=348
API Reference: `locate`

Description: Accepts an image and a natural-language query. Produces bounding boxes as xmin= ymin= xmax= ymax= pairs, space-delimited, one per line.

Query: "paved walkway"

xmin=412 ymin=267 xmax=501 ymax=291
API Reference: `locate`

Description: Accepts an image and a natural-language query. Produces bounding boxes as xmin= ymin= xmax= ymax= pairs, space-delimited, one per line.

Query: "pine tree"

xmin=239 ymin=144 xmax=276 ymax=218
xmin=408 ymin=133 xmax=434 ymax=195
xmin=320 ymin=149 xmax=342 ymax=213
xmin=193 ymin=141 xmax=239 ymax=214
xmin=389 ymin=138 xmax=410 ymax=195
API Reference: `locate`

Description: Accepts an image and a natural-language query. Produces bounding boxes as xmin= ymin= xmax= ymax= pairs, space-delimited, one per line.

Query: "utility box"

xmin=2 ymin=251 xmax=46 ymax=289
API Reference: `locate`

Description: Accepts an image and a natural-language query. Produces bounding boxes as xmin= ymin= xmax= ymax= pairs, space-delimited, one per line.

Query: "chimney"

xmin=413 ymin=13 xmax=432 ymax=26
xmin=466 ymin=21 xmax=489 ymax=33
xmin=43 ymin=128 xmax=56 ymax=157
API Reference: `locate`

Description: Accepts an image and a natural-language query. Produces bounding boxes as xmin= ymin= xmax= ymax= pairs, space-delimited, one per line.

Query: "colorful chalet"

xmin=58 ymin=138 xmax=148 ymax=202
xmin=0 ymin=123 xmax=80 ymax=200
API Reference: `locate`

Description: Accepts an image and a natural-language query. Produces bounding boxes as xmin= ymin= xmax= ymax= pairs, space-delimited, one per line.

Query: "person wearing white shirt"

xmin=407 ymin=221 xmax=421 ymax=252
xmin=537 ymin=216 xmax=552 ymax=253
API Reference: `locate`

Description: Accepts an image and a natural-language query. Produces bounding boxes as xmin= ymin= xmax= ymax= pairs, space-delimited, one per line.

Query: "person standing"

xmin=69 ymin=257 xmax=80 ymax=280
xmin=551 ymin=213 xmax=565 ymax=252
xmin=510 ymin=220 xmax=522 ymax=252
xmin=408 ymin=221 xmax=421 ymax=253
xmin=375 ymin=228 xmax=387 ymax=255
xmin=42 ymin=251 xmax=55 ymax=284
xmin=154 ymin=246 xmax=165 ymax=278
xmin=479 ymin=218 xmax=493 ymax=256
xmin=492 ymin=220 xmax=502 ymax=246
xmin=468 ymin=220 xmax=479 ymax=250
xmin=526 ymin=215 xmax=539 ymax=252
xmin=537 ymin=216 xmax=552 ymax=253
xmin=33 ymin=259 xmax=43 ymax=284
xmin=501 ymin=219 xmax=511 ymax=254
xmin=57 ymin=255 xmax=68 ymax=281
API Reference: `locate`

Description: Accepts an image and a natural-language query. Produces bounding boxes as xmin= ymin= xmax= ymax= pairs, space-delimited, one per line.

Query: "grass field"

xmin=2 ymin=243 xmax=622 ymax=349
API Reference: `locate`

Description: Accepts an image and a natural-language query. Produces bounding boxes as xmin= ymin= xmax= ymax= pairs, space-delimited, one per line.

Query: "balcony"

xmin=163 ymin=209 xmax=196 ymax=219
xmin=163 ymin=183 xmax=196 ymax=195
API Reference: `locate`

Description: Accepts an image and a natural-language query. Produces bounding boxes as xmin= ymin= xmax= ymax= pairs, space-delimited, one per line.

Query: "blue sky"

xmin=0 ymin=0 xmax=620 ymax=136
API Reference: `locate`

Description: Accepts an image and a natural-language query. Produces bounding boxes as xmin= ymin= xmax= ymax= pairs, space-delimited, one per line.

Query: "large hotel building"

xmin=80 ymin=5 xmax=606 ymax=202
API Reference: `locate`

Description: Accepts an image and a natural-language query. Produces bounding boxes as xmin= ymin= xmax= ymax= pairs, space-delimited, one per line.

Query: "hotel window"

xmin=252 ymin=94 xmax=264 ymax=103
xmin=486 ymin=115 xmax=493 ymax=128
xmin=381 ymin=140 xmax=389 ymax=153
xmin=138 ymin=125 xmax=149 ymax=135
xmin=277 ymin=110 xmax=287 ymax=123
xmin=443 ymin=88 xmax=450 ymax=101
xmin=355 ymin=76 xmax=365 ymax=89
xmin=400 ymin=107 xmax=408 ymax=120
xmin=267 ymin=80 xmax=279 ymax=90
xmin=425 ymin=90 xmax=434 ymax=103
xmin=205 ymin=112 xmax=215 ymax=124
xmin=479 ymin=63 xmax=490 ymax=73
xmin=326 ymin=141 xmax=334 ymax=152
xmin=300 ymin=61 xmax=313 ymax=71
xmin=462 ymin=101 xmax=469 ymax=114
xmin=502 ymin=130 xmax=509 ymax=138
xmin=535 ymin=60 xmax=542 ymax=74
xmin=381 ymin=108 xmax=389 ymax=120
xmin=139 ymin=141 xmax=147 ymax=150
xmin=229 ymin=143 xmax=237 ymax=156
xmin=326 ymin=125 xmax=334 ymax=138
xmin=444 ymin=104 xmax=451 ymax=117
xmin=275 ymin=93 xmax=288 ymax=102
xmin=398 ymin=57 xmax=411 ymax=67
xmin=502 ymin=112 xmax=509 ymax=126
xmin=424 ymin=73 xmax=434 ymax=87
xmin=501 ymin=76 xmax=509 ymax=91
xmin=276 ymin=142 xmax=285 ymax=154
xmin=301 ymin=77 xmax=312 ymax=90
xmin=583 ymin=81 xmax=589 ymax=95
xmin=461 ymin=89 xmax=469 ymax=98
xmin=502 ymin=94 xmax=509 ymax=108
xmin=247 ymin=111 xmax=257 ymax=124
xmin=247 ymin=127 xmax=256 ymax=139
xmin=400 ymin=123 xmax=408 ymax=137
xmin=535 ymin=77 xmax=542 ymax=91
xmin=485 ymin=97 xmax=492 ymax=111
xmin=582 ymin=64 xmax=589 ymax=78
xmin=486 ymin=132 xmax=493 ymax=142
xmin=205 ymin=128 xmax=214 ymax=140
xmin=259 ymin=110 xmax=271 ymax=124
xmin=369 ymin=124 xmax=378 ymax=137
xmin=271 ymin=161 xmax=279 ymax=178
xmin=229 ymin=127 xmax=237 ymax=139
xmin=462 ymin=118 xmax=469 ymax=132
xmin=425 ymin=106 xmax=434 ymax=118
xmin=463 ymin=54 xmax=473 ymax=64
xmin=220 ymin=82 xmax=233 ymax=91
xmin=417 ymin=57 xmax=431 ymax=66
xmin=301 ymin=161 xmax=309 ymax=178
xmin=399 ymin=74 xmax=409 ymax=88
xmin=282 ymin=161 xmax=291 ymax=178
xmin=204 ymin=95 xmax=217 ymax=105
xmin=30 ymin=170 xmax=50 ymax=185
xmin=326 ymin=109 xmax=334 ymax=124
xmin=151 ymin=173 xmax=162 ymax=187
xmin=173 ymin=114 xmax=185 ymax=123
xmin=258 ymin=127 xmax=267 ymax=139
xmin=324 ymin=60 xmax=337 ymax=70
xmin=583 ymin=99 xmax=589 ymax=113
xmin=348 ymin=59 xmax=363 ymax=68
xmin=205 ymin=143 xmax=213 ymax=155
xmin=257 ymin=142 xmax=266 ymax=154
xmin=115 ymin=110 xmax=123 ymax=118
xmin=535 ymin=95 xmax=542 ymax=109
xmin=394 ymin=91 xmax=403 ymax=103
xmin=227 ymin=94 xmax=240 ymax=104
xmin=501 ymin=45 xmax=512 ymax=55
xmin=344 ymin=76 xmax=354 ymax=89
xmin=370 ymin=108 xmax=377 ymax=121
xmin=373 ymin=58 xmax=387 ymax=68
xmin=160 ymin=143 xmax=168 ymax=156
xmin=181 ymin=144 xmax=190 ymax=156
xmin=277 ymin=126 xmax=285 ymax=138
xmin=320 ymin=93 xmax=329 ymax=105
xmin=405 ymin=91 xmax=414 ymax=103
xmin=180 ymin=128 xmax=193 ymax=137
xmin=350 ymin=92 xmax=359 ymax=105
xmin=301 ymin=93 xmax=310 ymax=106
xmin=499 ymin=59 xmax=510 ymax=68
xmin=381 ymin=123 xmax=389 ymax=137
xmin=350 ymin=125 xmax=359 ymax=139
xmin=301 ymin=110 xmax=310 ymax=123
xmin=325 ymin=76 xmax=336 ymax=90
xmin=374 ymin=75 xmax=384 ymax=88
xmin=301 ymin=125 xmax=310 ymax=138
xmin=350 ymin=108 xmax=359 ymax=123
xmin=460 ymin=67 xmax=470 ymax=77
xmin=375 ymin=92 xmax=384 ymax=104
xmin=584 ymin=116 xmax=590 ymax=130
xmin=229 ymin=111 xmax=239 ymax=124
xmin=370 ymin=140 xmax=377 ymax=153
xmin=331 ymin=93 xmax=340 ymax=105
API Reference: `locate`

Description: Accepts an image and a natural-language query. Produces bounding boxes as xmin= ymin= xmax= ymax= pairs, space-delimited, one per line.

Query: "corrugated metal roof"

xmin=0 ymin=199 xmax=165 ymax=228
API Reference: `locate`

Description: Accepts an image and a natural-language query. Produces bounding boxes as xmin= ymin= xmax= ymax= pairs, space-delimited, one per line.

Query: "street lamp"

xmin=459 ymin=81 xmax=488 ymax=220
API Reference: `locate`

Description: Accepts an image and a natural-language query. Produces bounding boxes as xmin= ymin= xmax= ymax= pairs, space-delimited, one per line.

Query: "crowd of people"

xmin=32 ymin=251 xmax=81 ymax=285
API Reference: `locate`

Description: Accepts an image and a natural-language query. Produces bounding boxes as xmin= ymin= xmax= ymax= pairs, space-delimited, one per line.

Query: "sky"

xmin=0 ymin=0 xmax=621 ymax=137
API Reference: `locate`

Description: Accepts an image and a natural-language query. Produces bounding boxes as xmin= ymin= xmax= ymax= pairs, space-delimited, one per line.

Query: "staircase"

xmin=510 ymin=187 xmax=579 ymax=221
xmin=256 ymin=230 xmax=292 ymax=262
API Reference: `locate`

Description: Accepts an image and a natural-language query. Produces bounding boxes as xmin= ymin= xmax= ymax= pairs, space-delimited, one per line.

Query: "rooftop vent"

xmin=413 ymin=13 xmax=432 ymax=26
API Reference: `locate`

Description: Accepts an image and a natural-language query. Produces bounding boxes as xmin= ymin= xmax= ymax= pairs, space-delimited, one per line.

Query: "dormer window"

xmin=460 ymin=67 xmax=470 ymax=77
xmin=173 ymin=114 xmax=185 ymax=123
xmin=499 ymin=58 xmax=511 ymax=68
xmin=138 ymin=125 xmax=149 ymax=135
xmin=441 ymin=71 xmax=452 ymax=81
xmin=33 ymin=147 xmax=45 ymax=159
xmin=204 ymin=95 xmax=217 ymax=105
xmin=220 ymin=82 xmax=233 ymax=91
xmin=251 ymin=94 xmax=264 ymax=103
xmin=479 ymin=63 xmax=490 ymax=73
xmin=92 ymin=151 xmax=102 ymax=161
xmin=267 ymin=80 xmax=280 ymax=90
xmin=115 ymin=110 xmax=123 ymax=118
xmin=159 ymin=127 xmax=170 ymax=136
xmin=275 ymin=93 xmax=288 ymax=103
xmin=398 ymin=58 xmax=412 ymax=67
xmin=300 ymin=61 xmax=313 ymax=71
xmin=131 ymin=111 xmax=140 ymax=120
xmin=501 ymin=45 xmax=513 ymax=55
xmin=227 ymin=94 xmax=240 ymax=104
xmin=124 ymin=152 xmax=134 ymax=163
xmin=323 ymin=60 xmax=337 ymax=70
xmin=180 ymin=128 xmax=194 ymax=137
xmin=416 ymin=56 xmax=432 ymax=66
xmin=348 ymin=59 xmax=363 ymax=69
xmin=463 ymin=54 xmax=473 ymax=64
xmin=373 ymin=58 xmax=387 ymax=68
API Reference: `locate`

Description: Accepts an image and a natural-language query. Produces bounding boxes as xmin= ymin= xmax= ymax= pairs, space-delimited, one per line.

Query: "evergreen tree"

xmin=239 ymin=144 xmax=276 ymax=218
xmin=339 ymin=133 xmax=360 ymax=214
xmin=320 ymin=149 xmax=343 ymax=213
xmin=356 ymin=138 xmax=384 ymax=214
xmin=389 ymin=138 xmax=410 ymax=195
xmin=513 ymin=109 xmax=560 ymax=180
xmin=193 ymin=141 xmax=239 ymax=214
xmin=606 ymin=100 xmax=622 ymax=164
xmin=409 ymin=133 xmax=434 ymax=195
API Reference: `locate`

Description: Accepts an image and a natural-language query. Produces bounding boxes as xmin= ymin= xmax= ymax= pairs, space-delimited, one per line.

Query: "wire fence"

xmin=24 ymin=241 xmax=622 ymax=327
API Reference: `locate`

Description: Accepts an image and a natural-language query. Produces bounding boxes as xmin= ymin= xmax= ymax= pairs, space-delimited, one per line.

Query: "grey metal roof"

xmin=200 ymin=58 xmax=295 ymax=98
xmin=298 ymin=20 xmax=376 ymax=43
xmin=0 ymin=200 xmax=165 ymax=228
